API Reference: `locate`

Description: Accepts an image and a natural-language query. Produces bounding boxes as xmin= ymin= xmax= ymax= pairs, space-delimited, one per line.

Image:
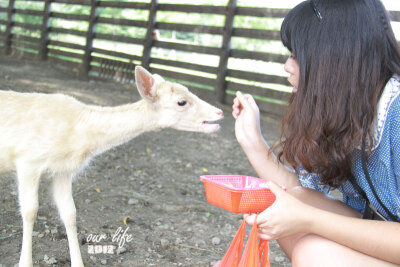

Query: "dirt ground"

xmin=0 ymin=56 xmax=291 ymax=267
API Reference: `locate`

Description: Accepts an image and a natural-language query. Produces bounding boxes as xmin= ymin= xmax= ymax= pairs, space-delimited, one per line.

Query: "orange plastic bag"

xmin=214 ymin=219 xmax=246 ymax=267
xmin=214 ymin=217 xmax=270 ymax=267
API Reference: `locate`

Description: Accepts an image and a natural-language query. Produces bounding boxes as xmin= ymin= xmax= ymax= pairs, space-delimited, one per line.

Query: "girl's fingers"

xmin=257 ymin=217 xmax=269 ymax=227
xmin=236 ymin=91 xmax=252 ymax=110
xmin=236 ymin=91 xmax=259 ymax=115
xmin=240 ymin=93 xmax=258 ymax=112
xmin=246 ymin=94 xmax=258 ymax=110
xmin=232 ymin=97 xmax=241 ymax=119
xmin=244 ymin=213 xmax=257 ymax=225
xmin=233 ymin=96 xmax=240 ymax=105
xmin=232 ymin=107 xmax=239 ymax=119
xmin=243 ymin=93 xmax=252 ymax=100
xmin=258 ymin=224 xmax=273 ymax=234
xmin=258 ymin=233 xmax=273 ymax=240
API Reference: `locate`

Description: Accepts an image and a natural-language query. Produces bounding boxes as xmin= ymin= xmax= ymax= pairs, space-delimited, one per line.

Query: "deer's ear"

xmin=152 ymin=74 xmax=164 ymax=85
xmin=135 ymin=66 xmax=158 ymax=102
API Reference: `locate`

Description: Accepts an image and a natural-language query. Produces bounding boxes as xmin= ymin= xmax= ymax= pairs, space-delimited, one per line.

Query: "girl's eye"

xmin=178 ymin=100 xmax=187 ymax=106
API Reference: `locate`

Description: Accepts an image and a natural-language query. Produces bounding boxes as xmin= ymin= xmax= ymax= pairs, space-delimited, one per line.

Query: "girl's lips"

xmin=288 ymin=77 xmax=298 ymax=93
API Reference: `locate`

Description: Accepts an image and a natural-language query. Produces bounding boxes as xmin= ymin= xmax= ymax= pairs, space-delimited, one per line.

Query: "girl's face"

xmin=284 ymin=54 xmax=300 ymax=93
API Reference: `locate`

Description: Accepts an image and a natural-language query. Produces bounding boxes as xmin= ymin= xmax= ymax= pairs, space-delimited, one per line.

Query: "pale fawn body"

xmin=0 ymin=66 xmax=223 ymax=267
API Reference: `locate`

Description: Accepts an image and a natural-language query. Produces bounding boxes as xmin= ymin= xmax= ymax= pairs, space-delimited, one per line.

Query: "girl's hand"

xmin=244 ymin=181 xmax=312 ymax=240
xmin=232 ymin=91 xmax=262 ymax=150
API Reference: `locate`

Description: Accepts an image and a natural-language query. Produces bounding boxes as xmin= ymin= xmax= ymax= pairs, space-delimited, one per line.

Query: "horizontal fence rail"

xmin=1 ymin=1 xmax=400 ymax=117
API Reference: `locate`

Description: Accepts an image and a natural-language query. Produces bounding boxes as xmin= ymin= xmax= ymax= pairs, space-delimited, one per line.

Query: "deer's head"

xmin=135 ymin=66 xmax=224 ymax=133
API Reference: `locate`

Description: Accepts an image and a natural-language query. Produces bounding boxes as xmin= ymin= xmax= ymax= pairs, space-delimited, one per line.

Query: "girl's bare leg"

xmin=278 ymin=187 xmax=398 ymax=267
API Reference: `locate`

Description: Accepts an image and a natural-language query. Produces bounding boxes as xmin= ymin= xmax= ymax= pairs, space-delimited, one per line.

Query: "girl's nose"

xmin=284 ymin=61 xmax=295 ymax=74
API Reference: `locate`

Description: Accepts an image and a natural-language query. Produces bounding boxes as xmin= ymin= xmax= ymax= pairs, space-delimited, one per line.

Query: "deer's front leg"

xmin=17 ymin=165 xmax=41 ymax=267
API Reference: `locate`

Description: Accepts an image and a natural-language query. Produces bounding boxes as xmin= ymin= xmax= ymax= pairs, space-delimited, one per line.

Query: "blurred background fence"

xmin=0 ymin=0 xmax=400 ymax=117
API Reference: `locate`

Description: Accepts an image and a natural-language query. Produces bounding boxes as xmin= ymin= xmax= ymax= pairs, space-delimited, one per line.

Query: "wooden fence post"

xmin=39 ymin=0 xmax=52 ymax=61
xmin=215 ymin=0 xmax=237 ymax=103
xmin=81 ymin=0 xmax=98 ymax=78
xmin=4 ymin=0 xmax=15 ymax=55
xmin=142 ymin=0 xmax=158 ymax=70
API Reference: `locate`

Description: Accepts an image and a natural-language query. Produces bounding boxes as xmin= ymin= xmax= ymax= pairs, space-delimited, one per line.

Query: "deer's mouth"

xmin=202 ymin=117 xmax=223 ymax=133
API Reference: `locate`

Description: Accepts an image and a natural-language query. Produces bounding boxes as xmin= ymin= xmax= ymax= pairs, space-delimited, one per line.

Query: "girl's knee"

xmin=291 ymin=234 xmax=327 ymax=267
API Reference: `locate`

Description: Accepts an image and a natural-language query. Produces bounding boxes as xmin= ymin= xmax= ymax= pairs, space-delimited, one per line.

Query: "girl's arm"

xmin=234 ymin=92 xmax=400 ymax=264
xmin=246 ymin=182 xmax=400 ymax=264
xmin=232 ymin=91 xmax=299 ymax=189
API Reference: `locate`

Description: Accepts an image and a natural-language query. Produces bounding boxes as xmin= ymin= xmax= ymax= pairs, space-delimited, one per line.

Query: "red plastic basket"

xmin=200 ymin=175 xmax=276 ymax=214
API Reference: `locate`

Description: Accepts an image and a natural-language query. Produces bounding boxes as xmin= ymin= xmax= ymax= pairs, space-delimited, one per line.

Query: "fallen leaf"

xmin=95 ymin=188 xmax=101 ymax=193
xmin=146 ymin=147 xmax=152 ymax=154
xmin=123 ymin=216 xmax=131 ymax=225
xmin=202 ymin=168 xmax=208 ymax=173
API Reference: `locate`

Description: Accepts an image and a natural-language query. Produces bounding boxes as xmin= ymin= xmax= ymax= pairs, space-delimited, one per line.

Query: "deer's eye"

xmin=178 ymin=100 xmax=187 ymax=106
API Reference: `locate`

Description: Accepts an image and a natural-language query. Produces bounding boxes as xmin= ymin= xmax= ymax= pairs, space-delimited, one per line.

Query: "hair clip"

xmin=310 ymin=0 xmax=323 ymax=21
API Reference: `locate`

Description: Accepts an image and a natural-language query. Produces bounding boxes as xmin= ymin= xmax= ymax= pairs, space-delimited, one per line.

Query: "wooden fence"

xmin=0 ymin=0 xmax=400 ymax=117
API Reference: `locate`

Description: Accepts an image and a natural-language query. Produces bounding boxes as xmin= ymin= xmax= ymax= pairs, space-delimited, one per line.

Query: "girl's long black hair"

xmin=278 ymin=0 xmax=400 ymax=187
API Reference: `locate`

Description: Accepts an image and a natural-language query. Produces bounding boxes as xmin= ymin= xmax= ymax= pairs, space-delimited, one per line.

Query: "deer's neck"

xmin=82 ymin=100 xmax=159 ymax=155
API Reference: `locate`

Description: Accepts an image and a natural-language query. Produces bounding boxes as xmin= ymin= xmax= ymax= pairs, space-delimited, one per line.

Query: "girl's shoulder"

xmin=378 ymin=74 xmax=400 ymax=116
xmin=371 ymin=75 xmax=400 ymax=150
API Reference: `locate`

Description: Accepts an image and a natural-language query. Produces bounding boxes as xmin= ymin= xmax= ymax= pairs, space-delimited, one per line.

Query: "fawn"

xmin=0 ymin=66 xmax=223 ymax=266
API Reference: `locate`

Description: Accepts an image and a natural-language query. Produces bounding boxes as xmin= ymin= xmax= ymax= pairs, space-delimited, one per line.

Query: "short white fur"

xmin=0 ymin=66 xmax=223 ymax=267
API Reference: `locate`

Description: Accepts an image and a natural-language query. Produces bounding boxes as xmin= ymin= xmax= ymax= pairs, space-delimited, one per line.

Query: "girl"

xmin=232 ymin=0 xmax=400 ymax=266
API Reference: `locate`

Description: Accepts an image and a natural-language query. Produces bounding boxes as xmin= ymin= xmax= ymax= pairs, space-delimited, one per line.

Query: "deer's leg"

xmin=52 ymin=174 xmax=84 ymax=267
xmin=17 ymin=165 xmax=41 ymax=267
